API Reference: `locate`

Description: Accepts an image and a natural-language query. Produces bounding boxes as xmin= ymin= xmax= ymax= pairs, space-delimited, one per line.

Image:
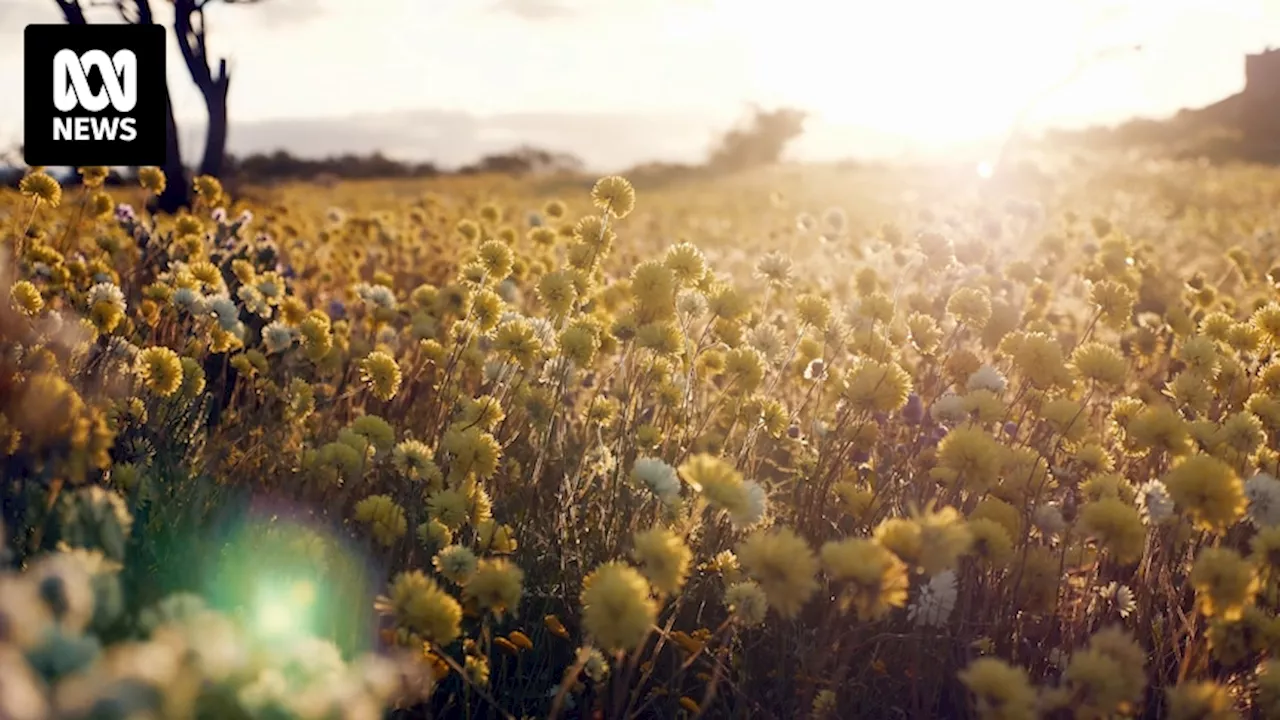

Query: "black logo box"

xmin=24 ymin=24 xmax=167 ymax=167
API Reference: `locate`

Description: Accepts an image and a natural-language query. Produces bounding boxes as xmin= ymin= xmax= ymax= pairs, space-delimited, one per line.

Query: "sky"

xmin=1 ymin=0 xmax=1278 ymax=168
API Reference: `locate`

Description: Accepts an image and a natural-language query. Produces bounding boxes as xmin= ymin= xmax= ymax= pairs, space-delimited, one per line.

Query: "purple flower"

xmin=1003 ymin=421 xmax=1018 ymax=437
xmin=327 ymin=299 xmax=347 ymax=320
xmin=902 ymin=393 xmax=923 ymax=424
xmin=114 ymin=203 xmax=136 ymax=223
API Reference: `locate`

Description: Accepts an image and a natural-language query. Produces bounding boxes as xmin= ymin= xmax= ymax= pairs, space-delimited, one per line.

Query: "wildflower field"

xmin=4 ymin=156 xmax=1280 ymax=720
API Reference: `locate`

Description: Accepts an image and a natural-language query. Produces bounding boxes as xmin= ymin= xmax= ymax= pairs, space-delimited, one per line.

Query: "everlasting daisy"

xmin=359 ymin=351 xmax=402 ymax=401
xmin=631 ymin=527 xmax=692 ymax=596
xmin=736 ymin=526 xmax=818 ymax=618
xmin=19 ymin=170 xmax=61 ymax=206
xmin=462 ymin=558 xmax=524 ymax=619
xmin=386 ymin=571 xmax=461 ymax=646
xmin=723 ymin=581 xmax=768 ymax=627
xmin=1162 ymin=454 xmax=1246 ymax=533
xmin=590 ymin=175 xmax=635 ymax=218
xmin=580 ymin=562 xmax=655 ymax=652
xmin=134 ymin=346 xmax=184 ymax=397
xmin=822 ymin=537 xmax=910 ymax=621
xmin=433 ymin=545 xmax=478 ymax=585
xmin=9 ymin=281 xmax=43 ymax=316
xmin=958 ymin=658 xmax=1037 ymax=720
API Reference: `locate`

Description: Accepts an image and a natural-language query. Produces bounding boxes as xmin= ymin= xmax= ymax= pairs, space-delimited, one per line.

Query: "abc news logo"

xmin=53 ymin=49 xmax=139 ymax=142
xmin=24 ymin=24 xmax=166 ymax=166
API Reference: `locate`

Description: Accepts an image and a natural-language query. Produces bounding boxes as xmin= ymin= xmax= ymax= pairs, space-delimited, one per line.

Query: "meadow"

xmin=2 ymin=154 xmax=1280 ymax=719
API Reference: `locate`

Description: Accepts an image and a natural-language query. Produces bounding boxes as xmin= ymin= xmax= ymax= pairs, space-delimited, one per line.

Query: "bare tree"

xmin=707 ymin=105 xmax=808 ymax=173
xmin=174 ymin=0 xmax=264 ymax=179
xmin=51 ymin=0 xmax=257 ymax=210
xmin=53 ymin=0 xmax=188 ymax=212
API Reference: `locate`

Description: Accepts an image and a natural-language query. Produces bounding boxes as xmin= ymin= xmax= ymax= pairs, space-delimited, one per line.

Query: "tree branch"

xmin=54 ymin=0 xmax=87 ymax=25
xmin=174 ymin=0 xmax=215 ymax=87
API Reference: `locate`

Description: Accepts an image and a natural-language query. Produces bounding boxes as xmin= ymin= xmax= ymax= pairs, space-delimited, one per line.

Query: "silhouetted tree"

xmin=51 ymin=0 xmax=259 ymax=211
xmin=173 ymin=0 xmax=261 ymax=179
xmin=707 ymin=106 xmax=807 ymax=173
xmin=458 ymin=145 xmax=585 ymax=176
xmin=53 ymin=0 xmax=189 ymax=212
xmin=223 ymin=149 xmax=443 ymax=181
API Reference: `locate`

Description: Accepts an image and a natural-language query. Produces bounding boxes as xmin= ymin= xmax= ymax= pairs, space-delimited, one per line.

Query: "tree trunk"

xmin=198 ymin=65 xmax=229 ymax=178
xmin=54 ymin=0 xmax=192 ymax=213
xmin=155 ymin=87 xmax=190 ymax=214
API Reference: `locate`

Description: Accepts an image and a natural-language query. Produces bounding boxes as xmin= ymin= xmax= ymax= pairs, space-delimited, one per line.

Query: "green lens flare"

xmin=252 ymin=578 xmax=317 ymax=638
xmin=203 ymin=510 xmax=377 ymax=654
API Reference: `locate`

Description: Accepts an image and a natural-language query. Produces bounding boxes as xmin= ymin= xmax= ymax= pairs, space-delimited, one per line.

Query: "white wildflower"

xmin=631 ymin=457 xmax=680 ymax=504
xmin=967 ymin=364 xmax=1007 ymax=394
xmin=754 ymin=251 xmax=793 ymax=286
xmin=1246 ymin=473 xmax=1280 ymax=527
xmin=366 ymin=285 xmax=396 ymax=311
xmin=237 ymin=284 xmax=271 ymax=318
xmin=1136 ymin=479 xmax=1175 ymax=526
xmin=528 ymin=317 xmax=556 ymax=346
xmin=1098 ymin=581 xmax=1137 ymax=618
xmin=908 ymin=570 xmax=958 ymax=627
xmin=206 ymin=294 xmax=240 ymax=331
xmin=747 ymin=323 xmax=786 ymax=363
xmin=578 ymin=646 xmax=609 ymax=682
xmin=87 ymin=281 xmax=126 ymax=313
xmin=261 ymin=321 xmax=296 ymax=354
xmin=728 ymin=480 xmax=768 ymax=528
xmin=1032 ymin=502 xmax=1067 ymax=536
xmin=172 ymin=286 xmax=206 ymax=313
xmin=677 ymin=290 xmax=708 ymax=320
xmin=803 ymin=358 xmax=827 ymax=382
xmin=930 ymin=393 xmax=969 ymax=425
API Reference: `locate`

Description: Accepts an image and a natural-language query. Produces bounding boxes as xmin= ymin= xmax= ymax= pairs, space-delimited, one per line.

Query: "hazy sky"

xmin=1 ymin=0 xmax=1279 ymax=164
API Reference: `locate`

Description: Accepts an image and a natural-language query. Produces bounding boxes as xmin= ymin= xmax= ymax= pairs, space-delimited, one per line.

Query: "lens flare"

xmin=202 ymin=501 xmax=379 ymax=655
xmin=252 ymin=578 xmax=316 ymax=638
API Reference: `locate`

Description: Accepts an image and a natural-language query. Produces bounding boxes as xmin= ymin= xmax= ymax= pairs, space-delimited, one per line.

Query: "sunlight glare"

xmin=251 ymin=579 xmax=317 ymax=639
xmin=707 ymin=0 xmax=1088 ymax=148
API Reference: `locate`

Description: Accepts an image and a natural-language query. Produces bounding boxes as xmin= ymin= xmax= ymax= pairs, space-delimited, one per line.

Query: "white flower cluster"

xmin=1245 ymin=473 xmax=1280 ymax=527
xmin=908 ymin=570 xmax=958 ymax=627
xmin=631 ymin=457 xmax=680 ymax=505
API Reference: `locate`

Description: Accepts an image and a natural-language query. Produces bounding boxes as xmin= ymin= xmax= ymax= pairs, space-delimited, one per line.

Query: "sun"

xmin=701 ymin=0 xmax=1086 ymax=148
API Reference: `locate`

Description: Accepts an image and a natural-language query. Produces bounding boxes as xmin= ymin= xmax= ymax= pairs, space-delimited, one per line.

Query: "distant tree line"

xmin=1 ymin=106 xmax=810 ymax=189
xmin=222 ymin=144 xmax=586 ymax=182
xmin=0 ymin=145 xmax=589 ymax=188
